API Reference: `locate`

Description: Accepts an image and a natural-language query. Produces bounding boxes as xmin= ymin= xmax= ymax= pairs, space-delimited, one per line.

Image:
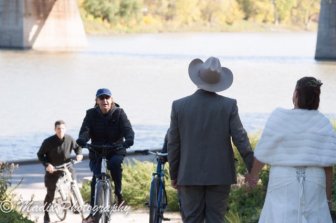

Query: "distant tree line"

xmin=81 ymin=0 xmax=320 ymax=31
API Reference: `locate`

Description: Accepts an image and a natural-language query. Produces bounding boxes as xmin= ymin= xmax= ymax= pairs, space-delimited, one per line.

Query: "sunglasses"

xmin=98 ymin=95 xmax=111 ymax=100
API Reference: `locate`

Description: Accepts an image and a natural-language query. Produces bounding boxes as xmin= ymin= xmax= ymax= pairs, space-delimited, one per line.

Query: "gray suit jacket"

xmin=167 ymin=89 xmax=253 ymax=185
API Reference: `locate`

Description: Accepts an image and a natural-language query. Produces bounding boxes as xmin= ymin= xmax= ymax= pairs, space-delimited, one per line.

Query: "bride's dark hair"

xmin=295 ymin=76 xmax=322 ymax=110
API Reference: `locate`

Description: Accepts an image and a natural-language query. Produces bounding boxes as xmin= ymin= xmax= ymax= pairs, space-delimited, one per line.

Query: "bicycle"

xmin=53 ymin=160 xmax=85 ymax=221
xmin=85 ymin=143 xmax=123 ymax=223
xmin=148 ymin=151 xmax=169 ymax=223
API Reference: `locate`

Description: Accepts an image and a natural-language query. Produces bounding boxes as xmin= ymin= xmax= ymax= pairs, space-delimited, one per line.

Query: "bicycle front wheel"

xmin=149 ymin=177 xmax=163 ymax=223
xmin=70 ymin=185 xmax=85 ymax=219
xmin=94 ymin=181 xmax=110 ymax=223
xmin=53 ymin=189 xmax=68 ymax=221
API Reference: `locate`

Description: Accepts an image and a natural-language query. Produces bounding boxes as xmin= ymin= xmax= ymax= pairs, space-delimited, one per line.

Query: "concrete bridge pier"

xmin=315 ymin=0 xmax=336 ymax=60
xmin=0 ymin=0 xmax=87 ymax=50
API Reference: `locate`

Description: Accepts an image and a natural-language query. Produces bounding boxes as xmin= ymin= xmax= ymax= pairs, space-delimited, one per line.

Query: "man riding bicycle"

xmin=37 ymin=120 xmax=83 ymax=223
xmin=77 ymin=88 xmax=134 ymax=223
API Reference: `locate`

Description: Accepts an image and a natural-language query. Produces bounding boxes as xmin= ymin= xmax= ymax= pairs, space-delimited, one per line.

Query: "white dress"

xmin=254 ymin=108 xmax=336 ymax=222
xmin=259 ymin=166 xmax=332 ymax=223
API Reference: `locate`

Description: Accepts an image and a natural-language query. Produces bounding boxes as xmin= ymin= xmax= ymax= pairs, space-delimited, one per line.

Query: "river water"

xmin=1 ymin=32 xmax=335 ymax=161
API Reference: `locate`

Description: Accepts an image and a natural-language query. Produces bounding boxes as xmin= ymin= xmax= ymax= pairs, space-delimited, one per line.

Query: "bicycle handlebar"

xmin=54 ymin=159 xmax=81 ymax=170
xmin=149 ymin=151 xmax=168 ymax=157
xmin=84 ymin=143 xmax=124 ymax=157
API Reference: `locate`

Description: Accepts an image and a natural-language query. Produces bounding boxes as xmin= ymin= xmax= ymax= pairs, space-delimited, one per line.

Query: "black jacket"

xmin=37 ymin=134 xmax=82 ymax=167
xmin=77 ymin=104 xmax=134 ymax=156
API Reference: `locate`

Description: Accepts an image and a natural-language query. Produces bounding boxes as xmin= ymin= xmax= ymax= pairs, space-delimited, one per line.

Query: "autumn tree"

xmin=291 ymin=0 xmax=320 ymax=29
xmin=83 ymin=0 xmax=142 ymax=23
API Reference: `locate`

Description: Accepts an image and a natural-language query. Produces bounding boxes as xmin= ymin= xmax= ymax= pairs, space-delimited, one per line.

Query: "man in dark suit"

xmin=167 ymin=57 xmax=254 ymax=223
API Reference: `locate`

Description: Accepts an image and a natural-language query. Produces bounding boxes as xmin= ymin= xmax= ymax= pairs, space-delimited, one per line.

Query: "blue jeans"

xmin=89 ymin=154 xmax=124 ymax=207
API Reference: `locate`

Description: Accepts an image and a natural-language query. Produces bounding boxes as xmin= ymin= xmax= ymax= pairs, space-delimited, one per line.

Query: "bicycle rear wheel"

xmin=53 ymin=189 xmax=68 ymax=221
xmin=149 ymin=177 xmax=163 ymax=223
xmin=94 ymin=182 xmax=110 ymax=223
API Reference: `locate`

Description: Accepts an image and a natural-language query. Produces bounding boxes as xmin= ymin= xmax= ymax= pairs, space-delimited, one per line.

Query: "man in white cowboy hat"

xmin=167 ymin=57 xmax=254 ymax=223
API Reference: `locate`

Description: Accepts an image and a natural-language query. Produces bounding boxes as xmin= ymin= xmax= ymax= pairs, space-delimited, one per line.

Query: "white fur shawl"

xmin=254 ymin=108 xmax=336 ymax=166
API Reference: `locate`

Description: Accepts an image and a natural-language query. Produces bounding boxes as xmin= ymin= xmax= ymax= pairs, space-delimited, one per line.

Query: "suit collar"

xmin=194 ymin=89 xmax=217 ymax=95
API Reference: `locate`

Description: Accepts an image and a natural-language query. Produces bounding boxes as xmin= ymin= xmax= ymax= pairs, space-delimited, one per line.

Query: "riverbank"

xmin=78 ymin=0 xmax=318 ymax=34
xmin=83 ymin=19 xmax=317 ymax=35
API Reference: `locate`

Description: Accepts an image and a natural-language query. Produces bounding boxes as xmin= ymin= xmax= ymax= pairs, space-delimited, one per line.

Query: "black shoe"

xmin=44 ymin=212 xmax=50 ymax=223
xmin=71 ymin=201 xmax=80 ymax=214
xmin=82 ymin=214 xmax=94 ymax=223
xmin=116 ymin=194 xmax=125 ymax=207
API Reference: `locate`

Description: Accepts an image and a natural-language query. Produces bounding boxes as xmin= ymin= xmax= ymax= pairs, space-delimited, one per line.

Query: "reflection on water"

xmin=0 ymin=32 xmax=335 ymax=161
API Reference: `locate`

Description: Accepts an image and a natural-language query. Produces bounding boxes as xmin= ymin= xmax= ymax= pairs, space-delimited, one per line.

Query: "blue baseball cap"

xmin=96 ymin=88 xmax=112 ymax=97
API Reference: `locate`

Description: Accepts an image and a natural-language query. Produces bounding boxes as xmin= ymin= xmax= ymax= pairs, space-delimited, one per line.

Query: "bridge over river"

xmin=0 ymin=0 xmax=335 ymax=60
xmin=0 ymin=0 xmax=87 ymax=50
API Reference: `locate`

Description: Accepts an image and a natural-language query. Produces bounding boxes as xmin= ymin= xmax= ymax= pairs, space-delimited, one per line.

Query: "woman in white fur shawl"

xmin=246 ymin=77 xmax=336 ymax=223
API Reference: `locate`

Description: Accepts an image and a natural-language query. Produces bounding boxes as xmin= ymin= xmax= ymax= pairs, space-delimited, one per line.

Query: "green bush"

xmin=123 ymin=160 xmax=179 ymax=211
xmin=0 ymin=162 xmax=14 ymax=202
xmin=227 ymin=184 xmax=265 ymax=223
xmin=122 ymin=160 xmax=153 ymax=208
xmin=80 ymin=180 xmax=91 ymax=204
xmin=331 ymin=166 xmax=336 ymax=209
xmin=330 ymin=122 xmax=336 ymax=211
xmin=0 ymin=210 xmax=34 ymax=223
xmin=0 ymin=162 xmax=34 ymax=223
xmin=225 ymin=210 xmax=242 ymax=223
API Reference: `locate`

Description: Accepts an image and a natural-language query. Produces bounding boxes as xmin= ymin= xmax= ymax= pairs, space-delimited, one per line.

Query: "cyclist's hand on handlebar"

xmin=76 ymin=138 xmax=87 ymax=147
xmin=76 ymin=154 xmax=83 ymax=161
xmin=159 ymin=156 xmax=168 ymax=164
xmin=46 ymin=164 xmax=55 ymax=173
xmin=107 ymin=143 xmax=124 ymax=150
xmin=122 ymin=140 xmax=133 ymax=149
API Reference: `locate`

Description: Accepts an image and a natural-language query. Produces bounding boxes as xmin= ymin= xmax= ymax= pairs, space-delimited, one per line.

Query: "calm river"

xmin=0 ymin=32 xmax=335 ymax=161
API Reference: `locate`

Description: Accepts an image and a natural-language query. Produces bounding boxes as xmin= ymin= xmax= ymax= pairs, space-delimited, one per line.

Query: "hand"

xmin=76 ymin=154 xmax=83 ymax=161
xmin=122 ymin=142 xmax=130 ymax=149
xmin=328 ymin=199 xmax=333 ymax=209
xmin=245 ymin=173 xmax=258 ymax=188
xmin=159 ymin=156 xmax=168 ymax=164
xmin=171 ymin=179 xmax=178 ymax=190
xmin=76 ymin=139 xmax=86 ymax=147
xmin=46 ymin=164 xmax=55 ymax=173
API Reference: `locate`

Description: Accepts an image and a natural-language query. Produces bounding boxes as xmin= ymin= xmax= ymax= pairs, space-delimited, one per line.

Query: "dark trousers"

xmin=178 ymin=185 xmax=230 ymax=223
xmin=89 ymin=154 xmax=124 ymax=207
xmin=44 ymin=168 xmax=75 ymax=212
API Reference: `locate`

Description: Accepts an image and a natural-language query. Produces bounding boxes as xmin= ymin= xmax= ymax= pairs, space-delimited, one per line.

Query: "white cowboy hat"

xmin=188 ymin=57 xmax=233 ymax=92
